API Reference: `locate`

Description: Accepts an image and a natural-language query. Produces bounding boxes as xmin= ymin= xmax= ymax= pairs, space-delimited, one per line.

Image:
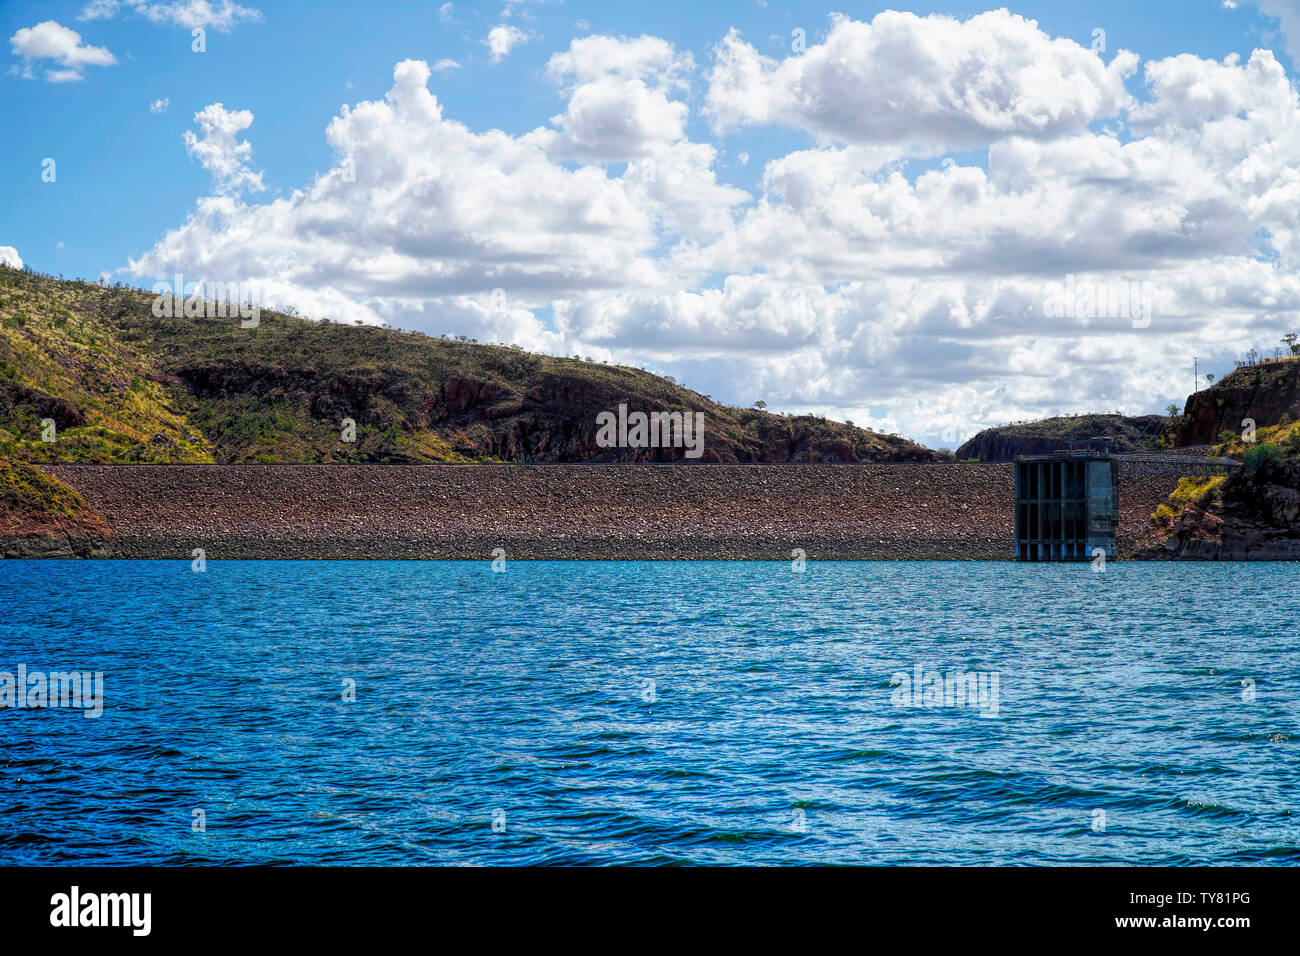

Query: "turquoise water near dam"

xmin=1 ymin=560 xmax=1297 ymax=866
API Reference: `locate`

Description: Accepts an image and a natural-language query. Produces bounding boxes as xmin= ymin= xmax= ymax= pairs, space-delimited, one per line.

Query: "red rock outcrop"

xmin=1175 ymin=361 xmax=1300 ymax=445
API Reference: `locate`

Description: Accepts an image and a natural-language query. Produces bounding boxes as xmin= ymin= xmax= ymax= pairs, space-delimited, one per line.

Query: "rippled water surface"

xmin=1 ymin=560 xmax=1298 ymax=865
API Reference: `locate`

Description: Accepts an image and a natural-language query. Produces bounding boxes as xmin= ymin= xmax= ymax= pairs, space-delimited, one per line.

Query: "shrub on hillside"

xmin=1243 ymin=442 xmax=1283 ymax=474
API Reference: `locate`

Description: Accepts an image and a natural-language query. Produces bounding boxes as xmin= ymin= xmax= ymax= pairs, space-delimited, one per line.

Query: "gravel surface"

xmin=23 ymin=463 xmax=1181 ymax=561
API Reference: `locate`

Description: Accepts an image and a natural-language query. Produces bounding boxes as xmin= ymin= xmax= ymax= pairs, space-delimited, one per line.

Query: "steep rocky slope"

xmin=1139 ymin=420 xmax=1300 ymax=559
xmin=1173 ymin=361 xmax=1300 ymax=445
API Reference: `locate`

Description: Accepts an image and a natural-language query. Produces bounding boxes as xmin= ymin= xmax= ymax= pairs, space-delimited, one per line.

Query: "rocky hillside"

xmin=954 ymin=413 xmax=1167 ymax=461
xmin=1139 ymin=418 xmax=1300 ymax=559
xmin=0 ymin=266 xmax=937 ymax=464
xmin=1173 ymin=360 xmax=1300 ymax=446
xmin=0 ymin=459 xmax=111 ymax=556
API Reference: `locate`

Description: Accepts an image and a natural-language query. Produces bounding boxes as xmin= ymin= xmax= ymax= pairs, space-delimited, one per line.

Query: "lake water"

xmin=1 ymin=560 xmax=1297 ymax=865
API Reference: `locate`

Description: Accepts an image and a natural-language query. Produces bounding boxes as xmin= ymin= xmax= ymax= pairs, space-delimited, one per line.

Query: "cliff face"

xmin=954 ymin=414 xmax=1166 ymax=462
xmin=1175 ymin=361 xmax=1300 ymax=445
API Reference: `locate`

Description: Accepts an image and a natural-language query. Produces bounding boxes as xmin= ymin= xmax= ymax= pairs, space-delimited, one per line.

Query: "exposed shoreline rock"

xmin=1134 ymin=456 xmax=1300 ymax=560
xmin=0 ymin=534 xmax=114 ymax=559
xmin=0 ymin=460 xmax=113 ymax=557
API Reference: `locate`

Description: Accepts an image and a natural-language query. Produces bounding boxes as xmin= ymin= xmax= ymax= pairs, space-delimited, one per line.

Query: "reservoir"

xmin=2 ymin=560 xmax=1296 ymax=865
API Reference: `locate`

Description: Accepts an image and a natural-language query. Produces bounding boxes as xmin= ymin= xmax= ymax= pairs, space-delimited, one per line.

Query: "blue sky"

xmin=3 ymin=0 xmax=1291 ymax=283
xmin=4 ymin=1 xmax=1300 ymax=447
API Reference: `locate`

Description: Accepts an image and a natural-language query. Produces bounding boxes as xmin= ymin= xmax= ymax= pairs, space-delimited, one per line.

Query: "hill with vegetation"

xmin=0 ymin=265 xmax=937 ymax=466
xmin=953 ymin=413 xmax=1168 ymax=462
xmin=1140 ymin=417 xmax=1300 ymax=559
xmin=1172 ymin=360 xmax=1300 ymax=446
xmin=1139 ymin=355 xmax=1300 ymax=557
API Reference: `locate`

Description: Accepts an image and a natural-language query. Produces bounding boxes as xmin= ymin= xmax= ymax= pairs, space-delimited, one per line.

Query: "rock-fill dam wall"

xmin=20 ymin=464 xmax=1181 ymax=560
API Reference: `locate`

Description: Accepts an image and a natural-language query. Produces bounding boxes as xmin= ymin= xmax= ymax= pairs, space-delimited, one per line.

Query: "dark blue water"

xmin=1 ymin=560 xmax=1297 ymax=865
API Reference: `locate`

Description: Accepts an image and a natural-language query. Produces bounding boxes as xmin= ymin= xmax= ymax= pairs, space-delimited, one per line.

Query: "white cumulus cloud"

xmin=9 ymin=20 xmax=116 ymax=82
xmin=79 ymin=1 xmax=261 ymax=31
xmin=484 ymin=24 xmax=529 ymax=62
xmin=128 ymin=59 xmax=688 ymax=334
xmin=705 ymin=10 xmax=1136 ymax=155
xmin=535 ymin=35 xmax=694 ymax=160
xmin=183 ymin=103 xmax=265 ymax=196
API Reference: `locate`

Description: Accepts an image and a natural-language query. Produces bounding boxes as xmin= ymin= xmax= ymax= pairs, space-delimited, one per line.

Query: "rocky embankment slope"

xmin=11 ymin=463 xmax=1178 ymax=561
